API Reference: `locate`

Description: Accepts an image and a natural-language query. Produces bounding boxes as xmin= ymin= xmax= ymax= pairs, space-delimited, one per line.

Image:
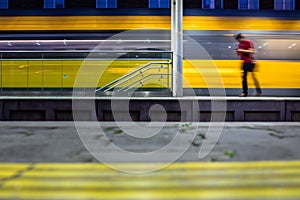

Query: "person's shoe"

xmin=239 ymin=93 xmax=247 ymax=97
xmin=255 ymin=92 xmax=262 ymax=96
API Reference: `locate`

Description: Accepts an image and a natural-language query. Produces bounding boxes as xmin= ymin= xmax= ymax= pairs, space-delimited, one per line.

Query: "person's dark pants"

xmin=242 ymin=62 xmax=262 ymax=95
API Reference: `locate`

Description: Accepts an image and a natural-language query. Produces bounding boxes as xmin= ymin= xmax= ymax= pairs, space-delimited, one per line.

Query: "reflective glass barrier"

xmin=0 ymin=51 xmax=173 ymax=95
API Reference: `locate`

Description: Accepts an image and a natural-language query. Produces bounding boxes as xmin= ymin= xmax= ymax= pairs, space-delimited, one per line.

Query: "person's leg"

xmin=241 ymin=63 xmax=249 ymax=96
xmin=251 ymin=72 xmax=262 ymax=95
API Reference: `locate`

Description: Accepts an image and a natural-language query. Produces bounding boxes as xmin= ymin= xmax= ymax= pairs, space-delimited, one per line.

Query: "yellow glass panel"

xmin=99 ymin=60 xmax=130 ymax=87
xmin=2 ymin=60 xmax=28 ymax=88
xmin=72 ymin=59 xmax=135 ymax=88
xmin=74 ymin=60 xmax=107 ymax=88
xmin=62 ymin=60 xmax=82 ymax=88
xmin=28 ymin=60 xmax=43 ymax=88
xmin=98 ymin=60 xmax=166 ymax=88
xmin=43 ymin=60 xmax=62 ymax=88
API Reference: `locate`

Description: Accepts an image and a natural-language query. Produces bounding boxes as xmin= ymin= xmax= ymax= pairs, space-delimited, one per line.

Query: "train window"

xmin=9 ymin=0 xmax=44 ymax=9
xmin=260 ymin=0 xmax=273 ymax=9
xmin=183 ymin=0 xmax=201 ymax=8
xmin=118 ymin=0 xmax=148 ymax=8
xmin=223 ymin=0 xmax=238 ymax=9
xmin=149 ymin=0 xmax=170 ymax=8
xmin=274 ymin=0 xmax=295 ymax=10
xmin=56 ymin=0 xmax=64 ymax=8
xmin=96 ymin=0 xmax=117 ymax=8
xmin=238 ymin=0 xmax=259 ymax=10
xmin=202 ymin=0 xmax=215 ymax=9
xmin=0 ymin=0 xmax=8 ymax=9
xmin=44 ymin=0 xmax=64 ymax=8
xmin=215 ymin=0 xmax=224 ymax=9
xmin=202 ymin=0 xmax=223 ymax=9
xmin=65 ymin=0 xmax=96 ymax=8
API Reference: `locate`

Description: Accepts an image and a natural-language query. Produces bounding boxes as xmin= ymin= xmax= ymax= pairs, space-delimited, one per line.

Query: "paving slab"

xmin=0 ymin=122 xmax=299 ymax=163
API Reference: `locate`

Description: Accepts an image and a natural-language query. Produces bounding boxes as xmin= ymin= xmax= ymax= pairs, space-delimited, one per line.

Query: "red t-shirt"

xmin=238 ymin=39 xmax=254 ymax=63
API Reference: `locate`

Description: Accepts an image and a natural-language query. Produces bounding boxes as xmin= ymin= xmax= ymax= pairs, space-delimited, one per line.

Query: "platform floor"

xmin=0 ymin=122 xmax=300 ymax=162
xmin=0 ymin=122 xmax=300 ymax=199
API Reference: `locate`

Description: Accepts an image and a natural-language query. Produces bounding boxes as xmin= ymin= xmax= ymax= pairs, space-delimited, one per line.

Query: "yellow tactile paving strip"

xmin=1 ymin=161 xmax=300 ymax=199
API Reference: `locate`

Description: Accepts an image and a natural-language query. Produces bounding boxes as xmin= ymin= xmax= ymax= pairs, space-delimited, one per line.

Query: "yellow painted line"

xmin=2 ymin=177 xmax=300 ymax=189
xmin=1 ymin=162 xmax=300 ymax=199
xmin=0 ymin=171 xmax=20 ymax=180
xmin=0 ymin=16 xmax=299 ymax=31
xmin=10 ymin=168 xmax=300 ymax=181
xmin=29 ymin=160 xmax=300 ymax=169
xmin=0 ymin=164 xmax=29 ymax=170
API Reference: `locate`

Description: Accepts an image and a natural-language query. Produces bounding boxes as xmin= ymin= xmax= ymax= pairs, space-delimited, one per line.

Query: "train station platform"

xmin=0 ymin=122 xmax=300 ymax=199
xmin=1 ymin=97 xmax=299 ymax=199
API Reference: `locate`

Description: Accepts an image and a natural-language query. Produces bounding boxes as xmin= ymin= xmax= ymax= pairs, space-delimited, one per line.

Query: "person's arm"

xmin=236 ymin=48 xmax=254 ymax=53
xmin=235 ymin=49 xmax=241 ymax=56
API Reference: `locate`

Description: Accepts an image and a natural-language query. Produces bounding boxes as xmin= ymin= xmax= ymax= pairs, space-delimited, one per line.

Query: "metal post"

xmin=171 ymin=0 xmax=183 ymax=97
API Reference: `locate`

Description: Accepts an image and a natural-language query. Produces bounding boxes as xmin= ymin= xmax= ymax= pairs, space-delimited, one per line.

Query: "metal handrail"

xmin=0 ymin=50 xmax=173 ymax=53
xmin=116 ymin=74 xmax=152 ymax=93
xmin=103 ymin=65 xmax=169 ymax=92
xmin=95 ymin=61 xmax=171 ymax=92
xmin=119 ymin=74 xmax=171 ymax=93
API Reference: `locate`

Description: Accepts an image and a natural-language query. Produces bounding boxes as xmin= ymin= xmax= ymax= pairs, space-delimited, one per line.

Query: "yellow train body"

xmin=0 ymin=16 xmax=299 ymax=31
xmin=0 ymin=15 xmax=299 ymax=90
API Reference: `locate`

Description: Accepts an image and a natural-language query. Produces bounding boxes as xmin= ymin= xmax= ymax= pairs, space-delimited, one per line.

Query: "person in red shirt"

xmin=235 ymin=33 xmax=262 ymax=97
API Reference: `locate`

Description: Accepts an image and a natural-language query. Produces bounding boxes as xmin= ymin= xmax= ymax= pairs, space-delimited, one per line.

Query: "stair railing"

xmin=95 ymin=61 xmax=172 ymax=93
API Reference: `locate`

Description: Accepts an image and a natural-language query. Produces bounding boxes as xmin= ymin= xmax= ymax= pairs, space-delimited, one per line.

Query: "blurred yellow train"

xmin=0 ymin=13 xmax=299 ymax=94
xmin=0 ymin=16 xmax=299 ymax=31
